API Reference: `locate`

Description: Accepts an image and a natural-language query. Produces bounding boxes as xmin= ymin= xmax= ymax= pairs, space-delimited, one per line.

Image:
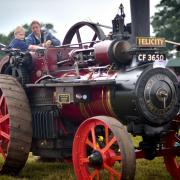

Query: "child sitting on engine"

xmin=9 ymin=26 xmax=41 ymax=52
xmin=9 ymin=26 xmax=28 ymax=52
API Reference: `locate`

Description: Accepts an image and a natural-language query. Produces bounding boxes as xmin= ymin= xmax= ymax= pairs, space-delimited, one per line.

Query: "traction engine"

xmin=0 ymin=1 xmax=180 ymax=179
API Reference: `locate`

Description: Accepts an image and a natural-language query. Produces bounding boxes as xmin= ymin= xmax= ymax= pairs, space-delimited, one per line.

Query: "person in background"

xmin=9 ymin=26 xmax=28 ymax=52
xmin=26 ymin=20 xmax=60 ymax=48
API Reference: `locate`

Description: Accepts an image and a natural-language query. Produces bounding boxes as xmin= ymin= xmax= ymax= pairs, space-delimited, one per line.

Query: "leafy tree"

xmin=0 ymin=33 xmax=12 ymax=45
xmin=151 ymin=0 xmax=180 ymax=50
xmin=42 ymin=23 xmax=56 ymax=33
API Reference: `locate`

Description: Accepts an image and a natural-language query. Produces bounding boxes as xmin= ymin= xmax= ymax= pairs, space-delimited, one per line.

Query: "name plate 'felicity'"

xmin=136 ymin=37 xmax=166 ymax=47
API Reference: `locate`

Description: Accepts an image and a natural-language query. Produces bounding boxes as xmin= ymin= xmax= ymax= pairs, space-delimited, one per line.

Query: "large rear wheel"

xmin=0 ymin=75 xmax=32 ymax=175
xmin=73 ymin=116 xmax=135 ymax=180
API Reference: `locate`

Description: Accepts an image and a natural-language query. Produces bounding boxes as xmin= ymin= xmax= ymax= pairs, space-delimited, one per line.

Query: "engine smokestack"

xmin=130 ymin=0 xmax=150 ymax=44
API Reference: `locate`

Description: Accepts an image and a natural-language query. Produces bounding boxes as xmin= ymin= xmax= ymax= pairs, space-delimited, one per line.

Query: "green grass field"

xmin=0 ymin=136 xmax=174 ymax=179
xmin=0 ymin=153 xmax=173 ymax=180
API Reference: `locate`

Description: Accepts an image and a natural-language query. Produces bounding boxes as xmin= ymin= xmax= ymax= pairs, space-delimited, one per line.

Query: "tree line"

xmin=151 ymin=0 xmax=180 ymax=51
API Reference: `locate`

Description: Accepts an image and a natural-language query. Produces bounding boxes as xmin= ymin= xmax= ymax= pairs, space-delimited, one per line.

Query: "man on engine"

xmin=26 ymin=20 xmax=60 ymax=48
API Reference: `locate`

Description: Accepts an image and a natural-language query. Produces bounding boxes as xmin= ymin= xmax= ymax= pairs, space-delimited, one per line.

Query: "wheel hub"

xmin=89 ymin=148 xmax=118 ymax=168
xmin=102 ymin=149 xmax=117 ymax=166
xmin=89 ymin=151 xmax=103 ymax=167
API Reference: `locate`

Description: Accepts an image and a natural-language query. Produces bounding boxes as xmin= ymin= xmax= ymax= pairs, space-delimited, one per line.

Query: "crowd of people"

xmin=9 ymin=20 xmax=61 ymax=52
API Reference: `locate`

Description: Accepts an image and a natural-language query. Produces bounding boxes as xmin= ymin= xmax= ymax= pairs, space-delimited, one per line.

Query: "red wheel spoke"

xmin=91 ymin=127 xmax=97 ymax=150
xmin=104 ymin=163 xmax=121 ymax=179
xmin=90 ymin=169 xmax=100 ymax=180
xmin=105 ymin=124 xmax=109 ymax=145
xmin=0 ymin=114 xmax=9 ymax=123
xmin=110 ymin=174 xmax=114 ymax=180
xmin=102 ymin=136 xmax=117 ymax=153
xmin=86 ymin=138 xmax=94 ymax=148
xmin=0 ymin=131 xmax=10 ymax=140
xmin=0 ymin=146 xmax=6 ymax=160
xmin=96 ymin=170 xmax=100 ymax=180
xmin=111 ymin=155 xmax=122 ymax=161
xmin=80 ymin=157 xmax=89 ymax=165
xmin=164 ymin=131 xmax=180 ymax=179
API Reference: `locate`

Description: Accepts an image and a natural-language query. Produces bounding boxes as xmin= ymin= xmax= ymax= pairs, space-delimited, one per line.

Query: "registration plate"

xmin=57 ymin=94 xmax=70 ymax=104
xmin=136 ymin=53 xmax=166 ymax=62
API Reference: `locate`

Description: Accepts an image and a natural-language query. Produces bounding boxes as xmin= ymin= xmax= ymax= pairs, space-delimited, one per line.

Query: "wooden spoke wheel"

xmin=164 ymin=131 xmax=180 ymax=179
xmin=0 ymin=75 xmax=32 ymax=175
xmin=62 ymin=21 xmax=106 ymax=48
xmin=73 ymin=116 xmax=135 ymax=180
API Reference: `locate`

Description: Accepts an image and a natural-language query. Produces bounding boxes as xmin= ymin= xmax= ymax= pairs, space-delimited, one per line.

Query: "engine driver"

xmin=26 ymin=20 xmax=60 ymax=49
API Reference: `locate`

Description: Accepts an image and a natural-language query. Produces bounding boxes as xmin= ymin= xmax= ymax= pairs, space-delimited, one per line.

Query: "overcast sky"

xmin=0 ymin=0 xmax=160 ymax=42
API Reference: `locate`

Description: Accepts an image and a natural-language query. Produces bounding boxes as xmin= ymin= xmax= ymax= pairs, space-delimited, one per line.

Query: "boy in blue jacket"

xmin=9 ymin=26 xmax=28 ymax=52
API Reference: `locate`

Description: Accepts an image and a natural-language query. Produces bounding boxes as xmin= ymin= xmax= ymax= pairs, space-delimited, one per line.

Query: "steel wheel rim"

xmin=73 ymin=119 xmax=124 ymax=179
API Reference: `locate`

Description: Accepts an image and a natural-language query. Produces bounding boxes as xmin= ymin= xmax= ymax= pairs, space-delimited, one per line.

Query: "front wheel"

xmin=73 ymin=116 xmax=136 ymax=180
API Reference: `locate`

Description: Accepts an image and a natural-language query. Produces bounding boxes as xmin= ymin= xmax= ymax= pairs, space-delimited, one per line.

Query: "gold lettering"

xmin=136 ymin=37 xmax=166 ymax=47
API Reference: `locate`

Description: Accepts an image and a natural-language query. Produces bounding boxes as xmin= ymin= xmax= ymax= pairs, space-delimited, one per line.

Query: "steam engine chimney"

xmin=130 ymin=0 xmax=150 ymax=44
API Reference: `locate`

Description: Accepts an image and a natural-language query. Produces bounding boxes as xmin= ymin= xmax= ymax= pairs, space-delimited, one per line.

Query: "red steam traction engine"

xmin=0 ymin=1 xmax=180 ymax=179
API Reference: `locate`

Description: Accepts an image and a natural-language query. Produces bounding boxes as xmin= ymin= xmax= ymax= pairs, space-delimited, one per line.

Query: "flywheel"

xmin=63 ymin=21 xmax=106 ymax=48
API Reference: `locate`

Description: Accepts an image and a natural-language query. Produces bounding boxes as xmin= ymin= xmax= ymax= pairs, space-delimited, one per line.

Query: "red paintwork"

xmin=94 ymin=40 xmax=112 ymax=65
xmin=29 ymin=42 xmax=116 ymax=83
xmin=164 ymin=131 xmax=180 ymax=179
xmin=30 ymin=47 xmax=74 ymax=83
xmin=61 ymin=86 xmax=116 ymax=123
xmin=0 ymin=89 xmax=9 ymax=161
xmin=27 ymin=46 xmax=117 ymax=124
xmin=0 ymin=38 xmax=180 ymax=179
xmin=61 ymin=103 xmax=85 ymax=124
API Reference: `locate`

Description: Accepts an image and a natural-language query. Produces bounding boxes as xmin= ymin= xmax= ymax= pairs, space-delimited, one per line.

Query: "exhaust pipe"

xmin=130 ymin=0 xmax=150 ymax=44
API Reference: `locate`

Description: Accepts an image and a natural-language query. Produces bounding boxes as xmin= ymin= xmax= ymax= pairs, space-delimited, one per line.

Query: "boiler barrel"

xmin=61 ymin=66 xmax=179 ymax=126
xmin=111 ymin=66 xmax=179 ymax=126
